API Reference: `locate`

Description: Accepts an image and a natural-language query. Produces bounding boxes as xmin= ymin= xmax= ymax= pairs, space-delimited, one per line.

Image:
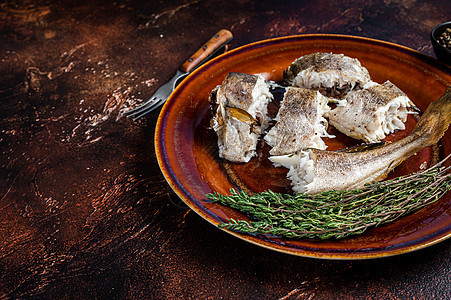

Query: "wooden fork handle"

xmin=180 ymin=29 xmax=233 ymax=73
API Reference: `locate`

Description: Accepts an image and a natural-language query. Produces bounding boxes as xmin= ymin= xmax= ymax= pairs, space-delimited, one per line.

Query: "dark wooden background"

xmin=1 ymin=0 xmax=450 ymax=299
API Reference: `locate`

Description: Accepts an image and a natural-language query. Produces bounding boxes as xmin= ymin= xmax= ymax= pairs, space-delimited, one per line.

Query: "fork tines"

xmin=122 ymin=96 xmax=163 ymax=120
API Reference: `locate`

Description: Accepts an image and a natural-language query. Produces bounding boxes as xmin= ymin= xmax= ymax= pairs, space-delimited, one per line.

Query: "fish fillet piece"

xmin=264 ymin=87 xmax=333 ymax=155
xmin=284 ymin=52 xmax=371 ymax=97
xmin=329 ymin=81 xmax=417 ymax=143
xmin=210 ymin=73 xmax=273 ymax=163
xmin=270 ymin=87 xmax=451 ymax=194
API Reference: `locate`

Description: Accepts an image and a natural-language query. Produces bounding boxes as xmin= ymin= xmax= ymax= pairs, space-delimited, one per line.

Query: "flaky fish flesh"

xmin=264 ymin=87 xmax=333 ymax=155
xmin=270 ymin=87 xmax=451 ymax=195
xmin=284 ymin=52 xmax=371 ymax=97
xmin=329 ymin=81 xmax=418 ymax=143
xmin=210 ymin=72 xmax=273 ymax=163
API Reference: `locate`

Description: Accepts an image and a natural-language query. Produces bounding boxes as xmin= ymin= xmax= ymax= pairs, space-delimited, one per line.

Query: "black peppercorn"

xmin=438 ymin=28 xmax=451 ymax=49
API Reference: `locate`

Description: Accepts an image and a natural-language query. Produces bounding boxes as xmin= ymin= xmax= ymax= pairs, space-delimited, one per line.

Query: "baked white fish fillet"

xmin=329 ymin=81 xmax=417 ymax=143
xmin=264 ymin=87 xmax=333 ymax=155
xmin=284 ymin=52 xmax=371 ymax=97
xmin=210 ymin=73 xmax=273 ymax=163
xmin=270 ymin=87 xmax=451 ymax=195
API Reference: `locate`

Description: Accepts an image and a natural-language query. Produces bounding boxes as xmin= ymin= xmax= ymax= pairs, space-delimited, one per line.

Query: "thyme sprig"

xmin=206 ymin=156 xmax=451 ymax=240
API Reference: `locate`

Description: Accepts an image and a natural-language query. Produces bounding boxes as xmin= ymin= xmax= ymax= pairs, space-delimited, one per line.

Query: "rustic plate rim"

xmin=155 ymin=33 xmax=451 ymax=260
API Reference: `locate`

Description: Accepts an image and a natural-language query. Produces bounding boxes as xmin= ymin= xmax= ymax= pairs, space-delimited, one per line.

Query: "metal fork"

xmin=124 ymin=70 xmax=185 ymax=120
xmin=123 ymin=29 xmax=233 ymax=120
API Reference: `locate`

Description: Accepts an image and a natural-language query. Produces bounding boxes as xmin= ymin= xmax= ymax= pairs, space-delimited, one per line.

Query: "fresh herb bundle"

xmin=206 ymin=156 xmax=451 ymax=240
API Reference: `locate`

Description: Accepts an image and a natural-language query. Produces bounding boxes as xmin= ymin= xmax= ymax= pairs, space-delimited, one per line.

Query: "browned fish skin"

xmin=217 ymin=73 xmax=258 ymax=109
xmin=285 ymin=53 xmax=345 ymax=78
xmin=283 ymin=52 xmax=371 ymax=97
xmin=210 ymin=73 xmax=272 ymax=163
xmin=270 ymin=86 xmax=451 ymax=194
xmin=329 ymin=81 xmax=417 ymax=142
xmin=264 ymin=87 xmax=331 ymax=155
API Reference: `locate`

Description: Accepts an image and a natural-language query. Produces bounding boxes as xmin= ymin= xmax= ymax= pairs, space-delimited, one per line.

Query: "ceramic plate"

xmin=155 ymin=34 xmax=451 ymax=259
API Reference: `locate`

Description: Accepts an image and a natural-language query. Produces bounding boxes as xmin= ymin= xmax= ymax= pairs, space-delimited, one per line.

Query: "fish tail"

xmin=411 ymin=86 xmax=451 ymax=146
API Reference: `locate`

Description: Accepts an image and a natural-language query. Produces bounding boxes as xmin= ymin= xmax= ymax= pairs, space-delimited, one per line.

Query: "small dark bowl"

xmin=431 ymin=21 xmax=451 ymax=65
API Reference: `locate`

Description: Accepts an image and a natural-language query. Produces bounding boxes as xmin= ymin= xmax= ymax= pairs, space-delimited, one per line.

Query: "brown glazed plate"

xmin=155 ymin=34 xmax=451 ymax=259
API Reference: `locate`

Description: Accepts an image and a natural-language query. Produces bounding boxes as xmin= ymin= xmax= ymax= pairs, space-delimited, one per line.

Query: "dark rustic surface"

xmin=1 ymin=0 xmax=450 ymax=299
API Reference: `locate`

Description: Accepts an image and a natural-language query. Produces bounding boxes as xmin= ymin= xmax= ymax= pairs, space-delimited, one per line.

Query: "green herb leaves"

xmin=207 ymin=157 xmax=451 ymax=240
